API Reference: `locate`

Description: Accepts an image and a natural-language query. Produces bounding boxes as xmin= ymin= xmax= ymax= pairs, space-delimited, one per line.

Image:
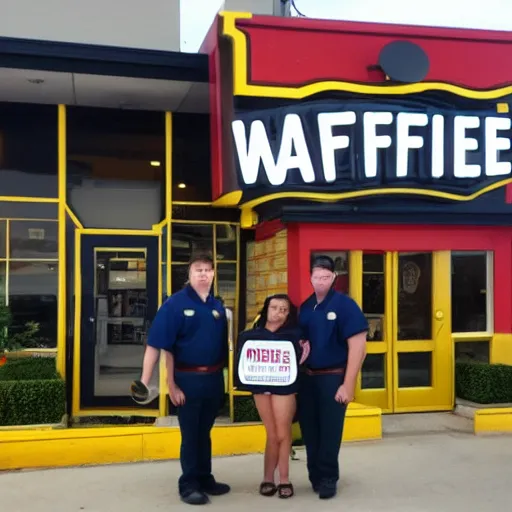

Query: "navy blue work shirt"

xmin=299 ymin=289 xmax=368 ymax=370
xmin=146 ymin=285 xmax=228 ymax=367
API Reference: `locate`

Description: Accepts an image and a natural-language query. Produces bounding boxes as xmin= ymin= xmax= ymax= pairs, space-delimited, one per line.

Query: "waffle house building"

xmin=1 ymin=10 xmax=512 ymax=455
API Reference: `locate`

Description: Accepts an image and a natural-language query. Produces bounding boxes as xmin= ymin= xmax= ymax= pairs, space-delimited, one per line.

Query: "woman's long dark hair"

xmin=254 ymin=294 xmax=298 ymax=330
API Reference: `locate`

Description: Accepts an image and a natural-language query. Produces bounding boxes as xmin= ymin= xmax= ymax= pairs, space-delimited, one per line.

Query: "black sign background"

xmin=232 ymin=100 xmax=512 ymax=200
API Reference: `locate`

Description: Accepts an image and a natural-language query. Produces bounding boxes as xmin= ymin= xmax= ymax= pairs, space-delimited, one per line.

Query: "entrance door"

xmin=77 ymin=234 xmax=159 ymax=411
xmin=356 ymin=251 xmax=452 ymax=413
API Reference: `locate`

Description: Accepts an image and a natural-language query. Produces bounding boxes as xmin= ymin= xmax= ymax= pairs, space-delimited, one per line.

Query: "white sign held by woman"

xmin=238 ymin=340 xmax=298 ymax=386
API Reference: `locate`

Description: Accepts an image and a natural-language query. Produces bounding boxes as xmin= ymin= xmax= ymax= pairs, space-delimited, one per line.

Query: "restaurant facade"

xmin=1 ymin=10 xmax=512 ymax=430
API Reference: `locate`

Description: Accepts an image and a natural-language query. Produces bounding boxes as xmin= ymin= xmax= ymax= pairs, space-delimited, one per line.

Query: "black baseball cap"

xmin=310 ymin=255 xmax=335 ymax=273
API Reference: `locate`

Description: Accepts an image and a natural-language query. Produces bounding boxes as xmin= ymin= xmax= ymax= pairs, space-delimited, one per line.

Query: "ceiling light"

xmin=150 ymin=161 xmax=161 ymax=167
xmin=178 ymin=183 xmax=186 ymax=189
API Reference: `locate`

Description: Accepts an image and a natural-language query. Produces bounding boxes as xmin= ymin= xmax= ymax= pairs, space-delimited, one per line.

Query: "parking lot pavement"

xmin=1 ymin=432 xmax=512 ymax=512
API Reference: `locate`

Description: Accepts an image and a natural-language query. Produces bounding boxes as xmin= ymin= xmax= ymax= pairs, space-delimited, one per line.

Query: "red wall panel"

xmin=286 ymin=223 xmax=512 ymax=333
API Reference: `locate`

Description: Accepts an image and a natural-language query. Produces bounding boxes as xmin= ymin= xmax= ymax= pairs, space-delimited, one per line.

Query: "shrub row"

xmin=0 ymin=356 xmax=59 ymax=381
xmin=0 ymin=356 xmax=65 ymax=426
xmin=0 ymin=379 xmax=66 ymax=426
xmin=455 ymin=361 xmax=512 ymax=404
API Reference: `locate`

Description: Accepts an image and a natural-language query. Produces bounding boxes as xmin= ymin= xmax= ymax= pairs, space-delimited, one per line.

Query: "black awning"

xmin=0 ymin=36 xmax=209 ymax=83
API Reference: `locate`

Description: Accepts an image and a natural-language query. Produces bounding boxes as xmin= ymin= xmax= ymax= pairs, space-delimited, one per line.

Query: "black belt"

xmin=304 ymin=366 xmax=345 ymax=376
xmin=175 ymin=362 xmax=224 ymax=373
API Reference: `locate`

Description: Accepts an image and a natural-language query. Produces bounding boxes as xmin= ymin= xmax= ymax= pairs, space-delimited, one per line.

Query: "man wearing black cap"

xmin=298 ymin=255 xmax=368 ymax=500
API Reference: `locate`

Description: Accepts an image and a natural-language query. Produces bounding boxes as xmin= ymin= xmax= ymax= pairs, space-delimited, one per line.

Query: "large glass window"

xmin=362 ymin=252 xmax=385 ymax=342
xmin=67 ymin=107 xmax=165 ymax=229
xmin=94 ymin=250 xmax=153 ymax=397
xmin=451 ymin=252 xmax=491 ymax=333
xmin=172 ymin=113 xmax=211 ymax=203
xmin=8 ymin=261 xmax=58 ymax=347
xmin=169 ymin=221 xmax=238 ymax=313
xmin=0 ymin=103 xmax=58 ymax=198
xmin=10 ymin=220 xmax=58 ymax=259
xmin=0 ymin=217 xmax=58 ymax=348
xmin=0 ymin=261 xmax=5 ymax=303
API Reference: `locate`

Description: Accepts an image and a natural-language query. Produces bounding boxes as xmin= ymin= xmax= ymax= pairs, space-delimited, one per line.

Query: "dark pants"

xmin=175 ymin=371 xmax=224 ymax=496
xmin=298 ymin=373 xmax=348 ymax=488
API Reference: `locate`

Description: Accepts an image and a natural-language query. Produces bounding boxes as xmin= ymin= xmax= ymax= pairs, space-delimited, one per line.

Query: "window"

xmin=362 ymin=253 xmax=385 ymax=342
xmin=455 ymin=341 xmax=490 ymax=363
xmin=9 ymin=261 xmax=58 ymax=348
xmin=0 ymin=217 xmax=58 ymax=348
xmin=67 ymin=107 xmax=165 ymax=229
xmin=172 ymin=114 xmax=211 ymax=203
xmin=0 ymin=103 xmax=58 ymax=198
xmin=169 ymin=222 xmax=239 ymax=312
xmin=451 ymin=252 xmax=492 ymax=333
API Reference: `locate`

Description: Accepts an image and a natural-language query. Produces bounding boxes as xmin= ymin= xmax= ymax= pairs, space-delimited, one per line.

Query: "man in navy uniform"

xmin=132 ymin=253 xmax=230 ymax=506
xmin=298 ymin=255 xmax=368 ymax=500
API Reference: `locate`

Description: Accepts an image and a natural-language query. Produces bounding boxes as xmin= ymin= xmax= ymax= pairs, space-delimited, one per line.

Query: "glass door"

xmin=356 ymin=251 xmax=452 ymax=413
xmin=78 ymin=234 xmax=159 ymax=410
xmin=393 ymin=251 xmax=452 ymax=412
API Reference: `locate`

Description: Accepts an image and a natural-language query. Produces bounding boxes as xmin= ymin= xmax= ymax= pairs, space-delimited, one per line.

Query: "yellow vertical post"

xmin=229 ymin=224 xmax=241 ymax=422
xmin=391 ymin=252 xmax=399 ymax=411
xmin=432 ymin=250 xmax=453 ymax=408
xmin=5 ymin=220 xmax=9 ymax=306
xmin=72 ymin=229 xmax=82 ymax=417
xmin=213 ymin=225 xmax=218 ymax=296
xmin=159 ymin=112 xmax=173 ymax=417
xmin=385 ymin=252 xmax=394 ymax=411
xmin=57 ymin=104 xmax=67 ymax=378
xmin=349 ymin=251 xmax=363 ymax=396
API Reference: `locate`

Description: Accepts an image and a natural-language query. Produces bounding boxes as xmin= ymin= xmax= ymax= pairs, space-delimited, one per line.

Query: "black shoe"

xmin=201 ymin=481 xmax=231 ymax=496
xmin=180 ymin=490 xmax=209 ymax=505
xmin=318 ymin=480 xmax=337 ymax=500
xmin=312 ymin=483 xmax=319 ymax=493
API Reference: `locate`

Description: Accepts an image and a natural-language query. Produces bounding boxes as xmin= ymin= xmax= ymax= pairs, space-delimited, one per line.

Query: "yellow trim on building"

xmin=213 ymin=178 xmax=512 ymax=210
xmin=0 ymin=196 xmax=58 ymax=203
xmin=474 ymin=408 xmax=512 ymax=434
xmin=0 ymin=402 xmax=381 ymax=470
xmin=491 ymin=333 xmax=512 ymax=365
xmin=57 ymin=104 xmax=67 ymax=378
xmin=220 ymin=11 xmax=512 ymax=101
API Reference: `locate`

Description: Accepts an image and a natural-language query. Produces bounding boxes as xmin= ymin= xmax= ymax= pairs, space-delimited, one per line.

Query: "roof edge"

xmin=0 ymin=36 xmax=209 ymax=82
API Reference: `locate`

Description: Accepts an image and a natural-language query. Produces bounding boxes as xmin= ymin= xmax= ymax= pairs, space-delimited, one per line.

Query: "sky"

xmin=180 ymin=0 xmax=512 ymax=53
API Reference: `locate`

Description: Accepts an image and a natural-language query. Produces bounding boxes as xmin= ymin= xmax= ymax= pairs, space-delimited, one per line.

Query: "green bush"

xmin=0 ymin=379 xmax=66 ymax=426
xmin=455 ymin=361 xmax=512 ymax=404
xmin=0 ymin=302 xmax=43 ymax=352
xmin=233 ymin=396 xmax=261 ymax=423
xmin=0 ymin=357 xmax=59 ymax=381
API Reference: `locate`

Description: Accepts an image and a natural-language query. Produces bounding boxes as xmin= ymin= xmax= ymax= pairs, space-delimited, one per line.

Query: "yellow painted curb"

xmin=474 ymin=407 xmax=512 ymax=434
xmin=0 ymin=403 xmax=381 ymax=470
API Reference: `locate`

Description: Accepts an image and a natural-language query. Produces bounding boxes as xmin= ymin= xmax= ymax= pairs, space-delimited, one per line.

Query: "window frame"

xmin=451 ymin=250 xmax=494 ymax=341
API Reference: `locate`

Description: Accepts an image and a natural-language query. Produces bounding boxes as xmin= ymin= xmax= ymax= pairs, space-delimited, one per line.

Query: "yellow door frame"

xmin=354 ymin=250 xmax=453 ymax=413
xmin=71 ymin=228 xmax=163 ymax=419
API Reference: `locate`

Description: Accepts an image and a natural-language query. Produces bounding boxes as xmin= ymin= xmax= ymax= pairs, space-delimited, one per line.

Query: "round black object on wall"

xmin=378 ymin=40 xmax=430 ymax=83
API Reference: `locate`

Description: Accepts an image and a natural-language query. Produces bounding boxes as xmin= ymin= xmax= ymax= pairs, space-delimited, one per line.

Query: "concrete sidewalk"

xmin=1 ymin=431 xmax=511 ymax=512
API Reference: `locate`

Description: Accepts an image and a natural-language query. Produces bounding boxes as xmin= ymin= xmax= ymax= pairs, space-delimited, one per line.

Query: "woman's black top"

xmin=235 ymin=325 xmax=305 ymax=395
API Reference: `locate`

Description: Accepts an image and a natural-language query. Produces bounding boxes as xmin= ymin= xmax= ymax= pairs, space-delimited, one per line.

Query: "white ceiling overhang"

xmin=0 ymin=37 xmax=211 ymax=112
xmin=0 ymin=67 xmax=209 ymax=112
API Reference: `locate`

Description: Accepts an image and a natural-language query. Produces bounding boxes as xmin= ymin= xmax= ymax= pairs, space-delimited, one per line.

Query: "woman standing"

xmin=236 ymin=294 xmax=310 ymax=499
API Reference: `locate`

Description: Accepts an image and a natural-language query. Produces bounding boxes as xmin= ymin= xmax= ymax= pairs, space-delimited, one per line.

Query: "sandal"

xmin=259 ymin=482 xmax=277 ymax=497
xmin=277 ymin=483 xmax=294 ymax=499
